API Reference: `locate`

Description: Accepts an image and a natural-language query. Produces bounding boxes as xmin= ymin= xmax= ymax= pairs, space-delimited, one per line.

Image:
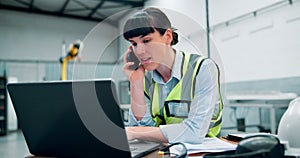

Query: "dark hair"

xmin=123 ymin=7 xmax=178 ymax=45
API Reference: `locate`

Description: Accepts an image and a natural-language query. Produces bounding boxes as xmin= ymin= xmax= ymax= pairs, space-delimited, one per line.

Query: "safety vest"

xmin=144 ymin=52 xmax=223 ymax=137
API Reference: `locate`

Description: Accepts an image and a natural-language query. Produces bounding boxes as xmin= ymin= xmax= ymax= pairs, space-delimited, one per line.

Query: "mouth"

xmin=140 ymin=57 xmax=151 ymax=65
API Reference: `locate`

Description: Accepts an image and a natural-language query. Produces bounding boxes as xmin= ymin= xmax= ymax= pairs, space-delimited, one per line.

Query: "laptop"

xmin=7 ymin=79 xmax=162 ymax=158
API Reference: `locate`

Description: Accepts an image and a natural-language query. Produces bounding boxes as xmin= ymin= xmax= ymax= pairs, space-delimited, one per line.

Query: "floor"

xmin=0 ymin=130 xmax=30 ymax=158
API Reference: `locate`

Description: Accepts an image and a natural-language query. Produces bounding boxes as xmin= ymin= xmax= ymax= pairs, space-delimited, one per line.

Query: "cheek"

xmin=146 ymin=42 xmax=168 ymax=56
xmin=152 ymin=45 xmax=169 ymax=62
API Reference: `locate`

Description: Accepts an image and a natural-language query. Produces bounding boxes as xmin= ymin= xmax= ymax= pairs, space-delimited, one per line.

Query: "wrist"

xmin=130 ymin=79 xmax=144 ymax=90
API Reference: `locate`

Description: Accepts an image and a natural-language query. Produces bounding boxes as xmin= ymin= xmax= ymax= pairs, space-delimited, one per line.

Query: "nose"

xmin=135 ymin=44 xmax=146 ymax=56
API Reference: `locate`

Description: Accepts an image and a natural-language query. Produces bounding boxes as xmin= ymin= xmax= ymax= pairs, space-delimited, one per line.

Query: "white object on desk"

xmin=170 ymin=137 xmax=237 ymax=155
xmin=226 ymin=91 xmax=297 ymax=134
xmin=278 ymin=97 xmax=300 ymax=149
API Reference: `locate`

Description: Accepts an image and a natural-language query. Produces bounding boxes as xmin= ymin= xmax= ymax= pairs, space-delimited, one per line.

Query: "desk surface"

xmin=26 ymin=138 xmax=238 ymax=158
xmin=140 ymin=137 xmax=238 ymax=157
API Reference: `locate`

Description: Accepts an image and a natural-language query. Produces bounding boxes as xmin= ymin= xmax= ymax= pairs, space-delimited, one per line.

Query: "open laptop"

xmin=7 ymin=79 xmax=162 ymax=158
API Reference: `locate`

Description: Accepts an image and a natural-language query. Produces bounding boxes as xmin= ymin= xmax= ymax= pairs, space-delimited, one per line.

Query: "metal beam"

xmin=29 ymin=0 xmax=34 ymax=11
xmin=104 ymin=0 xmax=145 ymax=7
xmin=0 ymin=0 xmax=144 ymax=27
xmin=73 ymin=0 xmax=92 ymax=10
xmin=0 ymin=4 xmax=103 ymax=22
xmin=88 ymin=0 xmax=105 ymax=18
xmin=205 ymin=0 xmax=211 ymax=58
xmin=59 ymin=0 xmax=70 ymax=14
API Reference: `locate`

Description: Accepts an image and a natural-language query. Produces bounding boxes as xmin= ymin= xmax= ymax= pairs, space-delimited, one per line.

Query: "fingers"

xmin=122 ymin=62 xmax=134 ymax=72
xmin=125 ymin=127 xmax=134 ymax=140
xmin=122 ymin=46 xmax=145 ymax=81
xmin=122 ymin=46 xmax=135 ymax=76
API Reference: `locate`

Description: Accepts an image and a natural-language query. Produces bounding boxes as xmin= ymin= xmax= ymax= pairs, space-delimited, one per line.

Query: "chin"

xmin=142 ymin=64 xmax=157 ymax=71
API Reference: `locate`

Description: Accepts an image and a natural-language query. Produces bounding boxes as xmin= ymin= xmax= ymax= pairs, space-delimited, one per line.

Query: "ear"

xmin=164 ymin=29 xmax=173 ymax=45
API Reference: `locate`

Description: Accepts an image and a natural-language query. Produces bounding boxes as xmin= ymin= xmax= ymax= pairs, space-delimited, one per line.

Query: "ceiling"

xmin=0 ymin=0 xmax=147 ymax=25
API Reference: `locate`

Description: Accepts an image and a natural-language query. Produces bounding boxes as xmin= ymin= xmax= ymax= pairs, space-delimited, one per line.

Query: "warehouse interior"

xmin=0 ymin=0 xmax=300 ymax=157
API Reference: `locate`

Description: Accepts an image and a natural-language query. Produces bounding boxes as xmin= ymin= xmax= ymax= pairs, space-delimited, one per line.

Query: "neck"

xmin=156 ymin=48 xmax=175 ymax=83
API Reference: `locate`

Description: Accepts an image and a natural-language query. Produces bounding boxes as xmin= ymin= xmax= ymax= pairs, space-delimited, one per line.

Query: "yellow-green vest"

xmin=144 ymin=52 xmax=223 ymax=137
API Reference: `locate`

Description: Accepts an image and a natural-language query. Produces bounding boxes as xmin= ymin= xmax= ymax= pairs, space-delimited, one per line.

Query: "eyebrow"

xmin=141 ymin=34 xmax=152 ymax=39
xmin=129 ymin=35 xmax=149 ymax=43
xmin=140 ymin=35 xmax=147 ymax=39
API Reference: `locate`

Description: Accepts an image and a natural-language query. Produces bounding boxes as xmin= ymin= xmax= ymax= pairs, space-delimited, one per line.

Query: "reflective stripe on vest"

xmin=144 ymin=52 xmax=223 ymax=137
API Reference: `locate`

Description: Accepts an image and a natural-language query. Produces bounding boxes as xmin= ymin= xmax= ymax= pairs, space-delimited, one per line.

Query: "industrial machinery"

xmin=59 ymin=40 xmax=83 ymax=80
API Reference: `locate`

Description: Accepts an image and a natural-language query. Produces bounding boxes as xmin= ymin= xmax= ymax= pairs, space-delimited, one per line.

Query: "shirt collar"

xmin=151 ymin=51 xmax=183 ymax=83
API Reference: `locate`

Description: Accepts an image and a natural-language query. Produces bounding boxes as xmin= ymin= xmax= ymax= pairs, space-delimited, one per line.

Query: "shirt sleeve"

xmin=159 ymin=59 xmax=219 ymax=144
xmin=128 ymin=96 xmax=156 ymax=127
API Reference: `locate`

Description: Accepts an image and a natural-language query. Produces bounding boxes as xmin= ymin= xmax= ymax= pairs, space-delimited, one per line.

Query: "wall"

xmin=145 ymin=0 xmax=206 ymax=27
xmin=144 ymin=0 xmax=208 ymax=55
xmin=0 ymin=9 xmax=95 ymax=61
xmin=143 ymin=0 xmax=300 ymax=133
xmin=211 ymin=0 xmax=300 ymax=82
xmin=145 ymin=0 xmax=300 ymax=83
xmin=0 ymin=9 xmax=119 ymax=82
xmin=209 ymin=0 xmax=283 ymax=25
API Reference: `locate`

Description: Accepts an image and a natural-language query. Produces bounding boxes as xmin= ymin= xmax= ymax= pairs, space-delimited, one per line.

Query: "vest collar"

xmin=151 ymin=50 xmax=183 ymax=84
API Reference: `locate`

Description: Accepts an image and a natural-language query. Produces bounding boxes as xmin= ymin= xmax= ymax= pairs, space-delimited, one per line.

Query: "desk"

xmin=226 ymin=92 xmax=297 ymax=134
xmin=26 ymin=138 xmax=238 ymax=158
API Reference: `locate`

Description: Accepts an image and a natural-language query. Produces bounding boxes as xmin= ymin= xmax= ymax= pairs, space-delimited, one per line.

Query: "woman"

xmin=122 ymin=7 xmax=223 ymax=144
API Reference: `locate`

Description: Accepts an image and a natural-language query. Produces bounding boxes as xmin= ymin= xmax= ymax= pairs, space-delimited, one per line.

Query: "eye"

xmin=131 ymin=42 xmax=137 ymax=47
xmin=143 ymin=39 xmax=151 ymax=43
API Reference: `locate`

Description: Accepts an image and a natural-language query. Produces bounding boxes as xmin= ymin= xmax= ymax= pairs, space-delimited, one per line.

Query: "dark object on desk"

xmin=204 ymin=134 xmax=284 ymax=158
xmin=226 ymin=133 xmax=250 ymax=141
xmin=158 ymin=142 xmax=187 ymax=158
xmin=7 ymin=79 xmax=162 ymax=158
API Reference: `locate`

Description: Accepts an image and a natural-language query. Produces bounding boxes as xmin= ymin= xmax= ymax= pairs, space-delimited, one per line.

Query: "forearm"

xmin=130 ymin=79 xmax=146 ymax=120
xmin=126 ymin=126 xmax=168 ymax=143
xmin=122 ymin=47 xmax=147 ymax=121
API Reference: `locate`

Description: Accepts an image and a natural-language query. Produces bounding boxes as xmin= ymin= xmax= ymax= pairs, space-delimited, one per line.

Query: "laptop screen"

xmin=7 ymin=79 xmax=132 ymax=158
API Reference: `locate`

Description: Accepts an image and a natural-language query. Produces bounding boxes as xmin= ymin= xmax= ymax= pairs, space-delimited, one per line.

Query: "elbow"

xmin=182 ymin=135 xmax=204 ymax=144
xmin=179 ymin=120 xmax=207 ymax=144
xmin=184 ymin=127 xmax=205 ymax=144
xmin=166 ymin=122 xmax=206 ymax=144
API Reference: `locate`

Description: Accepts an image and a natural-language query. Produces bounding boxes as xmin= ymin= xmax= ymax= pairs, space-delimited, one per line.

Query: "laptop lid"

xmin=7 ymin=79 xmax=158 ymax=158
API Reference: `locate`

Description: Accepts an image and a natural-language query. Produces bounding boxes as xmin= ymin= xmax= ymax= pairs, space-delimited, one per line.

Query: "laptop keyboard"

xmin=130 ymin=146 xmax=138 ymax=151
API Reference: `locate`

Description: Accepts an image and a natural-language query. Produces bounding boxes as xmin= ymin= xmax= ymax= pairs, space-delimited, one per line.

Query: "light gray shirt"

xmin=128 ymin=52 xmax=219 ymax=144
